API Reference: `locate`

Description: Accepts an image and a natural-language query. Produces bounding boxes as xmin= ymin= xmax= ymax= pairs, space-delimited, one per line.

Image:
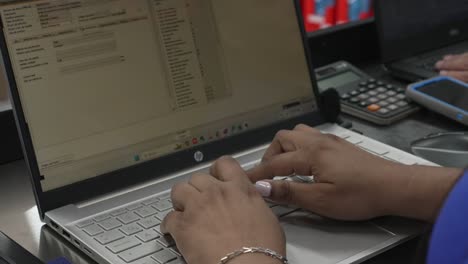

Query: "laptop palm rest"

xmin=281 ymin=211 xmax=395 ymax=264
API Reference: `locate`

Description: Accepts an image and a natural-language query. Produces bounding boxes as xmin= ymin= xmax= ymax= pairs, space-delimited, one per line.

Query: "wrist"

xmin=228 ymin=253 xmax=284 ymax=264
xmin=383 ymin=165 xmax=462 ymax=221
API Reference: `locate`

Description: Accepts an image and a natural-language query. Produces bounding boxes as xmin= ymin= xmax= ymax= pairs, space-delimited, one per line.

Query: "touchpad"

xmin=281 ymin=211 xmax=395 ymax=264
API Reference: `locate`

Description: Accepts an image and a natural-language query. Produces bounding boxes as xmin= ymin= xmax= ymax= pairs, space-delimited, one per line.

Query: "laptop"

xmin=375 ymin=0 xmax=468 ymax=82
xmin=0 ymin=0 xmax=434 ymax=263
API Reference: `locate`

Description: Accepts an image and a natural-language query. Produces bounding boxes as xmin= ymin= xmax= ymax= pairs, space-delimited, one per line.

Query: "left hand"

xmin=161 ymin=157 xmax=286 ymax=264
xmin=436 ymin=53 xmax=468 ymax=82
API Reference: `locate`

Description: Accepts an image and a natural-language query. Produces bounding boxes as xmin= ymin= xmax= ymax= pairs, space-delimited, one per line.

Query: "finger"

xmin=263 ymin=130 xmax=303 ymax=161
xmin=188 ymin=173 xmax=219 ymax=192
xmin=247 ymin=151 xmax=312 ymax=182
xmin=293 ymin=124 xmax=320 ymax=134
xmin=171 ymin=182 xmax=200 ymax=211
xmin=160 ymin=210 xmax=182 ymax=235
xmin=440 ymin=70 xmax=468 ymax=83
xmin=210 ymin=156 xmax=249 ymax=184
xmin=436 ymin=56 xmax=468 ymax=71
xmin=255 ymin=180 xmax=334 ymax=211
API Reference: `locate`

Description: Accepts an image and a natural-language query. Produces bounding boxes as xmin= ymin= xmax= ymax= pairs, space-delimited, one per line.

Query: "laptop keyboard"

xmin=74 ymin=130 xmax=426 ymax=264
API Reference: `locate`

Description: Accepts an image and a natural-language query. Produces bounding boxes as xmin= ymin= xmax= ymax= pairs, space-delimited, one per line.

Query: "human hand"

xmin=248 ymin=125 xmax=462 ymax=222
xmin=436 ymin=53 xmax=468 ymax=82
xmin=161 ymin=157 xmax=286 ymax=264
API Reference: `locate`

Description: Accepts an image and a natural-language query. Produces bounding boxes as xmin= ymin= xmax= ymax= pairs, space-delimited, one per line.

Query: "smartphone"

xmin=407 ymin=76 xmax=468 ymax=126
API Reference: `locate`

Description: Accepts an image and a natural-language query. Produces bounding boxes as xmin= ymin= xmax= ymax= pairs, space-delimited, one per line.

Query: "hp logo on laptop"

xmin=194 ymin=151 xmax=204 ymax=163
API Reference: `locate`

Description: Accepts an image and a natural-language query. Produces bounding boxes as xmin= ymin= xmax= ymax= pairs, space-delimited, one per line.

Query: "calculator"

xmin=315 ymin=61 xmax=419 ymax=125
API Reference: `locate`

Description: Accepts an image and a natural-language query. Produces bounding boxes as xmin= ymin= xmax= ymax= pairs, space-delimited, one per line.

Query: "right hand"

xmin=248 ymin=124 xmax=461 ymax=221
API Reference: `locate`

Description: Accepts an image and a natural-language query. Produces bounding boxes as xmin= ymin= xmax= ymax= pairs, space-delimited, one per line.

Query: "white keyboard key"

xmin=119 ymin=243 xmax=163 ymax=263
xmin=76 ymin=219 xmax=94 ymax=228
xmin=155 ymin=211 xmax=171 ymax=221
xmin=136 ymin=229 xmax=160 ymax=243
xmin=385 ymin=152 xmax=416 ymax=165
xmin=127 ymin=203 xmax=143 ymax=211
xmin=120 ymin=223 xmax=143 ymax=236
xmin=138 ymin=217 xmax=161 ymax=229
xmin=83 ymin=224 xmax=104 ymax=236
xmin=135 ymin=207 xmax=158 ymax=218
xmin=111 ymin=208 xmax=128 ymax=217
xmin=357 ymin=141 xmax=390 ymax=155
xmin=151 ymin=249 xmax=177 ymax=264
xmin=107 ymin=237 xmax=141 ymax=254
xmin=133 ymin=258 xmax=159 ymax=264
xmin=94 ymin=214 xmax=111 ymax=222
xmin=152 ymin=200 xmax=173 ymax=212
xmin=118 ymin=212 xmax=140 ymax=224
xmin=346 ymin=135 xmax=363 ymax=145
xmin=143 ymin=197 xmax=160 ymax=206
xmin=95 ymin=230 xmax=124 ymax=245
xmin=99 ymin=218 xmax=122 ymax=231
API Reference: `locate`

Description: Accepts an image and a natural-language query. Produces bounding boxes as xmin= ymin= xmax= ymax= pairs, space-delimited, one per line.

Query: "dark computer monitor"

xmin=303 ymin=0 xmax=379 ymax=67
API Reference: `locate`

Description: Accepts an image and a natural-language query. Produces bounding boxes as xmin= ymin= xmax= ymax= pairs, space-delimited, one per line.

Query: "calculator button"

xmin=386 ymin=91 xmax=397 ymax=96
xmin=367 ymin=84 xmax=377 ymax=89
xmin=350 ymin=90 xmax=360 ymax=96
xmin=378 ymin=101 xmax=389 ymax=107
xmin=377 ymin=81 xmax=385 ymax=86
xmin=376 ymin=87 xmax=387 ymax=93
xmin=396 ymin=101 xmax=409 ymax=107
xmin=388 ymin=105 xmax=399 ymax=111
xmin=359 ymin=102 xmax=369 ymax=108
xmin=350 ymin=98 xmax=360 ymax=104
xmin=357 ymin=94 xmax=369 ymax=100
xmin=377 ymin=94 xmax=388 ymax=100
xmin=341 ymin=94 xmax=350 ymax=100
xmin=396 ymin=94 xmax=406 ymax=100
xmin=387 ymin=97 xmax=398 ymax=104
xmin=386 ymin=84 xmax=394 ymax=89
xmin=367 ymin=97 xmax=379 ymax=104
xmin=369 ymin=78 xmax=377 ymax=83
xmin=359 ymin=82 xmax=368 ymax=87
xmin=367 ymin=104 xmax=381 ymax=112
xmin=378 ymin=108 xmax=390 ymax=115
xmin=367 ymin=90 xmax=378 ymax=96
xmin=358 ymin=88 xmax=368 ymax=93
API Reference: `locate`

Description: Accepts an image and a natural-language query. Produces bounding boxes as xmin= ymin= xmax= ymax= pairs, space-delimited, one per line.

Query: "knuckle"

xmin=294 ymin=124 xmax=308 ymax=130
xmin=275 ymin=130 xmax=288 ymax=139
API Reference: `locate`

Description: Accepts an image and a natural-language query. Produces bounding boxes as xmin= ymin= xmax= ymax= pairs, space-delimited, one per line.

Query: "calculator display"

xmin=318 ymin=71 xmax=361 ymax=91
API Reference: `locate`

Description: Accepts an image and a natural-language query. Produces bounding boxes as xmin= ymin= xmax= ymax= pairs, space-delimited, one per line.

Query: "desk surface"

xmin=0 ymin=64 xmax=465 ymax=264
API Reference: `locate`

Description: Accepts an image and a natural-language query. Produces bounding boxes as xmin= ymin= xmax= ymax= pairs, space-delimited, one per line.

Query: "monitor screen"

xmin=301 ymin=0 xmax=374 ymax=32
xmin=0 ymin=0 xmax=316 ymax=191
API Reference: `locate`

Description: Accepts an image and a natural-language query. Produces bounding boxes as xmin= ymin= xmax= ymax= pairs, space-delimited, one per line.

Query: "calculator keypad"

xmin=342 ymin=79 xmax=412 ymax=117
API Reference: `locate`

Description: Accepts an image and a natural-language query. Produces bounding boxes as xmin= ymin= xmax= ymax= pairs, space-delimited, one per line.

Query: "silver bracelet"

xmin=219 ymin=247 xmax=288 ymax=264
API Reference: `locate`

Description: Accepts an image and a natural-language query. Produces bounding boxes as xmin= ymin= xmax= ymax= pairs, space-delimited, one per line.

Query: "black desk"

xmin=0 ymin=65 xmax=465 ymax=264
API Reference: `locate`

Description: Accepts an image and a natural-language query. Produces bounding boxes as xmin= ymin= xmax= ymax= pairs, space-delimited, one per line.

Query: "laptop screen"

xmin=377 ymin=0 xmax=468 ymax=62
xmin=0 ymin=0 xmax=316 ymax=191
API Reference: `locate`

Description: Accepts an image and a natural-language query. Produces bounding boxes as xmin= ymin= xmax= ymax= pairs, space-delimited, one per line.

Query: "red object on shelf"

xmin=302 ymin=0 xmax=374 ymax=32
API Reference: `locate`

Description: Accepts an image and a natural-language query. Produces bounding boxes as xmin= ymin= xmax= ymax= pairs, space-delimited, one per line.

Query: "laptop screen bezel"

xmin=0 ymin=0 xmax=326 ymax=218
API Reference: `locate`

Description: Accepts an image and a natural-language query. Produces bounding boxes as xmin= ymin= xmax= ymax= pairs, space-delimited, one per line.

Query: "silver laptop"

xmin=0 ymin=0 xmax=434 ymax=263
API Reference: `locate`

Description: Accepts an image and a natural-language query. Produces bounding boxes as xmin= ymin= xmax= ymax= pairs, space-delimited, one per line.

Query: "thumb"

xmin=255 ymin=180 xmax=333 ymax=210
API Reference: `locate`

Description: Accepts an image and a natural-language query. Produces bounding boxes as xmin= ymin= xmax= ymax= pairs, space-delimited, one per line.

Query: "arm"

xmin=436 ymin=52 xmax=468 ymax=82
xmin=248 ymin=124 xmax=463 ymax=222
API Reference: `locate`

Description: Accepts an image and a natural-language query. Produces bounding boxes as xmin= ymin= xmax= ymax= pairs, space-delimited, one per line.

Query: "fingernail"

xmin=255 ymin=181 xmax=272 ymax=197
